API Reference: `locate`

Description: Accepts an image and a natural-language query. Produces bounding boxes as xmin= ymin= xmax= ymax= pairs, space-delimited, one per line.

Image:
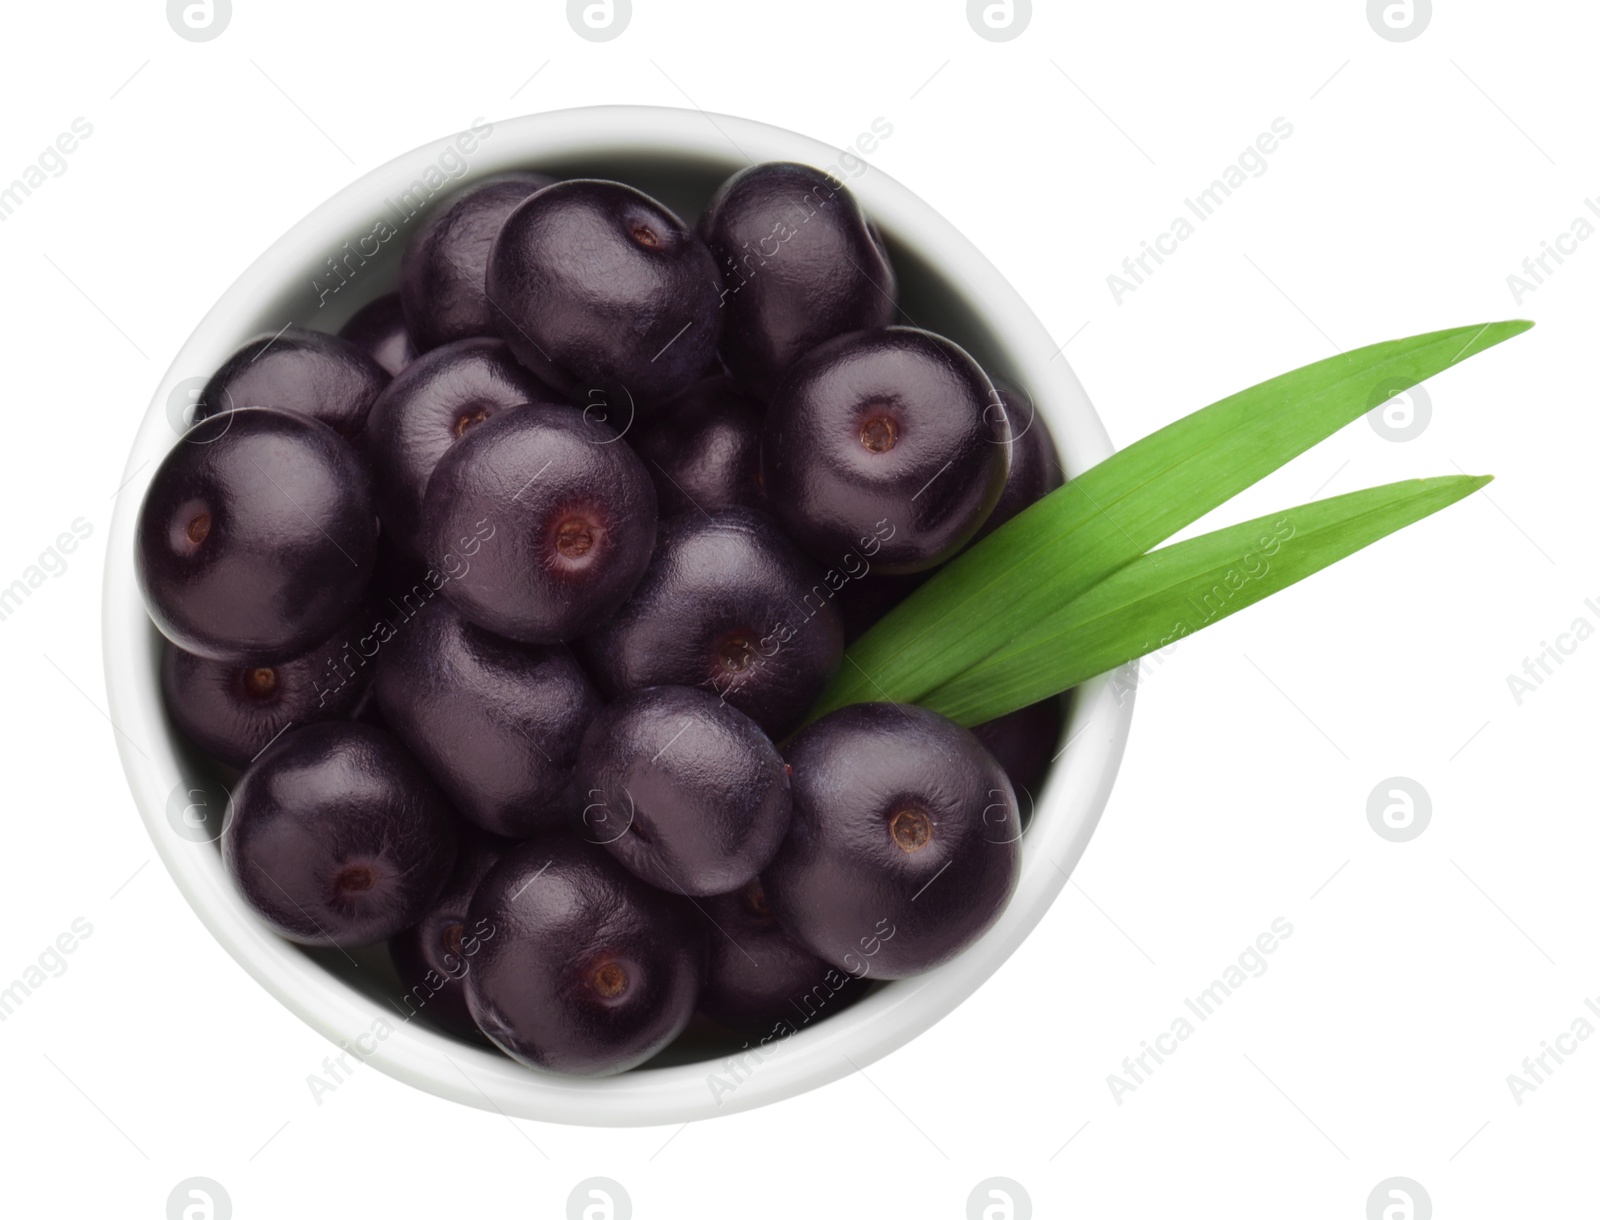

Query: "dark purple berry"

xmin=575 ymin=685 xmax=792 ymax=897
xmin=194 ymin=326 xmax=389 ymax=440
xmin=465 ymin=837 xmax=706 ymax=1075
xmin=763 ymin=327 xmax=1010 ymax=574
xmin=388 ymin=825 xmax=509 ymax=1037
xmin=975 ymin=380 xmax=1064 ymax=541
xmin=399 ymin=172 xmax=556 ymax=351
xmin=160 ymin=613 xmax=374 ymax=767
xmin=969 ymin=698 xmax=1062 ymax=805
xmin=420 ymin=403 xmax=657 ymax=644
xmin=223 ymin=722 xmax=457 ymax=947
xmin=582 ymin=510 xmax=842 ymax=738
xmin=369 ymin=533 xmax=429 ymax=615
xmin=372 ymin=598 xmax=600 ymax=838
xmin=702 ymin=162 xmax=897 ymax=397
xmin=698 ymin=879 xmax=867 ymax=1034
xmin=486 ymin=179 xmax=723 ymax=409
xmin=837 ymin=571 xmax=926 ymax=644
xmin=363 ymin=337 xmax=552 ymax=555
xmin=763 ymin=703 xmax=1020 ymax=979
xmin=348 ymin=682 xmax=386 ymax=728
xmin=630 ymin=376 xmax=766 ymax=516
xmin=136 ymin=407 xmax=378 ymax=662
xmin=339 ymin=293 xmax=417 ymax=376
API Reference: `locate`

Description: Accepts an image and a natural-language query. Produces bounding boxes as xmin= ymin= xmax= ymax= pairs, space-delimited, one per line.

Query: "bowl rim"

xmin=101 ymin=103 xmax=1136 ymax=1126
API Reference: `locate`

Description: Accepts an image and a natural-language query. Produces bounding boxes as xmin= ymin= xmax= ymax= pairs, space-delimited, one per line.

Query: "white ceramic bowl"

xmin=102 ymin=105 xmax=1135 ymax=1126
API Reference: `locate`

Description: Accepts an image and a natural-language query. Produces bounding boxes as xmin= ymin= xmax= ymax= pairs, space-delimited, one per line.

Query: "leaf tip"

xmin=1446 ymin=472 xmax=1495 ymax=501
xmin=1445 ymin=319 xmax=1535 ymax=367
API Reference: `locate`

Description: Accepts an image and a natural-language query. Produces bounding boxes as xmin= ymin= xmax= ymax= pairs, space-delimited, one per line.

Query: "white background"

xmin=0 ymin=1 xmax=1593 ymax=1216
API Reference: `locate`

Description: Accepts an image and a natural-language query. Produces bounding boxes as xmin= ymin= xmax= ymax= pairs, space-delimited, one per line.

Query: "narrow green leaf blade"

xmin=811 ymin=321 xmax=1530 ymax=720
xmin=915 ymin=474 xmax=1491 ymax=726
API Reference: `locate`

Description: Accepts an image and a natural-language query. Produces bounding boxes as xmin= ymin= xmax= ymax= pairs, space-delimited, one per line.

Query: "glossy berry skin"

xmin=195 ymin=326 xmax=389 ymax=440
xmin=465 ymin=837 xmax=706 ymax=1075
xmin=975 ymin=381 xmax=1064 ymax=541
xmin=399 ymin=172 xmax=555 ymax=351
xmin=421 ymin=403 xmax=657 ymax=644
xmin=224 ymin=722 xmax=457 ymax=948
xmin=363 ymin=337 xmax=552 ymax=555
xmin=763 ymin=328 xmax=1010 ymax=574
xmin=702 ymin=162 xmax=897 ymax=398
xmin=487 ymin=179 xmax=723 ymax=409
xmin=630 ymin=376 xmax=766 ymax=516
xmin=970 ymin=698 xmax=1063 ymax=802
xmin=160 ymin=614 xmax=373 ymax=767
xmin=388 ymin=825 xmax=509 ymax=1038
xmin=576 ymin=685 xmax=792 ymax=897
xmin=372 ymin=598 xmax=600 ymax=838
xmin=763 ymin=703 xmax=1020 ymax=979
xmin=582 ymin=510 xmax=842 ymax=738
xmin=698 ymin=880 xmax=867 ymax=1034
xmin=136 ymin=407 xmax=378 ymax=662
xmin=339 ymin=293 xmax=417 ymax=376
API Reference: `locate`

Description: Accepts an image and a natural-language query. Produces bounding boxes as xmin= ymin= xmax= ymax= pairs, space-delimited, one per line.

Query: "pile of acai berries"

xmin=135 ymin=161 xmax=1065 ymax=1076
